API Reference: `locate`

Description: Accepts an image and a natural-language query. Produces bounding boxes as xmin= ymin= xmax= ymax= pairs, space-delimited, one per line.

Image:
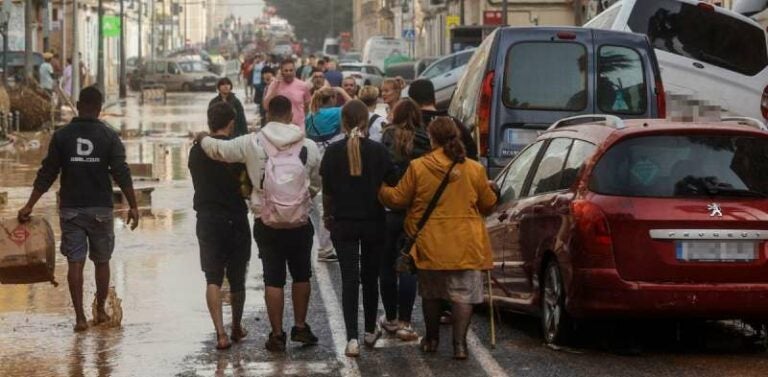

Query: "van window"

xmin=503 ymin=42 xmax=588 ymax=111
xmin=497 ymin=141 xmax=544 ymax=203
xmin=597 ymin=46 xmax=647 ymax=115
xmin=527 ymin=138 xmax=572 ymax=196
xmin=590 ymin=135 xmax=768 ymax=198
xmin=627 ymin=0 xmax=768 ymax=76
xmin=455 ymin=50 xmax=473 ymax=67
xmin=561 ymin=140 xmax=597 ymax=188
xmin=154 ymin=62 xmax=165 ymax=74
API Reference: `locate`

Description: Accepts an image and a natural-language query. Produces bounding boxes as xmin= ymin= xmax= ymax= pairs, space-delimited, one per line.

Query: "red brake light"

xmin=656 ymin=79 xmax=667 ymax=119
xmin=761 ymin=85 xmax=768 ymax=121
xmin=476 ymin=70 xmax=495 ymax=157
xmin=572 ymin=200 xmax=614 ymax=267
xmin=556 ymin=32 xmax=577 ymax=40
xmin=697 ymin=2 xmax=715 ymax=12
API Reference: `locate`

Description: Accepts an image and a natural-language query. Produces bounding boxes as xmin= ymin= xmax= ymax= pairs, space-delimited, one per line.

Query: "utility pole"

xmin=97 ymin=0 xmax=104 ymax=93
xmin=502 ymin=0 xmax=508 ymax=26
xmin=184 ymin=0 xmax=187 ymax=47
xmin=138 ymin=0 xmax=142 ymax=62
xmin=61 ymin=0 xmax=66 ymax=61
xmin=0 ymin=0 xmax=9 ymax=85
xmin=42 ymin=0 xmax=49 ymax=52
xmin=119 ymin=0 xmax=126 ymax=98
xmin=162 ymin=0 xmax=166 ymax=54
xmin=330 ymin=0 xmax=335 ymax=37
xmin=72 ymin=0 xmax=80 ymax=99
xmin=24 ymin=0 xmax=33 ymax=81
xmin=459 ymin=0 xmax=464 ymax=25
xmin=150 ymin=0 xmax=155 ymax=59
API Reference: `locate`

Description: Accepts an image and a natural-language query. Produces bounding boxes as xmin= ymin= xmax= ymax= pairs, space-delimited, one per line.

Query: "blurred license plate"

xmin=676 ymin=241 xmax=756 ymax=262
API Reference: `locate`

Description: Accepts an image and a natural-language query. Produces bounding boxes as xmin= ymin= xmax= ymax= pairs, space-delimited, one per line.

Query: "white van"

xmin=362 ymin=36 xmax=409 ymax=71
xmin=585 ymin=0 xmax=768 ymax=121
xmin=323 ymin=38 xmax=341 ymax=60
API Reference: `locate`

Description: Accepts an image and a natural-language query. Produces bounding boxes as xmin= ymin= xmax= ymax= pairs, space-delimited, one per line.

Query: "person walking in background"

xmin=377 ymin=98 xmax=431 ymax=342
xmin=240 ymin=58 xmax=254 ymax=101
xmin=381 ymin=77 xmax=405 ymax=121
xmin=305 ymin=87 xmax=353 ymax=262
xmin=61 ymin=58 xmax=73 ymax=99
xmin=263 ymin=58 xmax=311 ymax=129
xmin=189 ymin=102 xmax=251 ymax=350
xmin=199 ymin=96 xmax=322 ymax=353
xmin=408 ymin=79 xmax=478 ymax=160
xmin=379 ymin=117 xmax=498 ymax=360
xmin=358 ymin=86 xmax=386 ymax=142
xmin=39 ymin=53 xmax=55 ymax=96
xmin=341 ymin=77 xmax=360 ymax=100
xmin=320 ymin=100 xmax=394 ymax=356
xmin=210 ymin=78 xmax=248 ymax=136
xmin=324 ymin=60 xmax=344 ymax=88
xmin=253 ymin=66 xmax=275 ymax=127
xmin=300 ymin=54 xmax=317 ymax=81
xmin=250 ymin=55 xmax=265 ymax=104
xmin=17 ymin=86 xmax=139 ymax=332
xmin=309 ymin=68 xmax=330 ymax=97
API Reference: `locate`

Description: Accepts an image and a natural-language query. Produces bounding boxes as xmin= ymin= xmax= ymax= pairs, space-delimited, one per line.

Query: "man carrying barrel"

xmin=17 ymin=86 xmax=139 ymax=332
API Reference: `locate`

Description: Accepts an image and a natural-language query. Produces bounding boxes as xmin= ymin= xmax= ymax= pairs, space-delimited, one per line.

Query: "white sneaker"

xmin=363 ymin=329 xmax=382 ymax=348
xmin=396 ymin=324 xmax=419 ymax=342
xmin=345 ymin=339 xmax=360 ymax=357
xmin=378 ymin=315 xmax=399 ymax=334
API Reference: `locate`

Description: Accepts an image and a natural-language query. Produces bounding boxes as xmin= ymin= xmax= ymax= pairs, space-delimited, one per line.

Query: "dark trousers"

xmin=379 ymin=211 xmax=418 ymax=322
xmin=331 ymin=220 xmax=384 ymax=340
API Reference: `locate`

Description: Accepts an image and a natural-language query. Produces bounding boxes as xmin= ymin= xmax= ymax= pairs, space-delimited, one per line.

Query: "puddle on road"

xmin=0 ymin=93 xmax=232 ymax=376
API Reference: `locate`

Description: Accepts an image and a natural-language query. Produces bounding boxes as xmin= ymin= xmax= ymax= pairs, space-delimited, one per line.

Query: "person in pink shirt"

xmin=263 ymin=58 xmax=311 ymax=128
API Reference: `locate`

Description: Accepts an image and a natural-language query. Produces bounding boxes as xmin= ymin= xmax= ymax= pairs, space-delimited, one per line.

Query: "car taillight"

xmin=697 ymin=2 xmax=715 ymax=12
xmin=656 ymin=79 xmax=666 ymax=119
xmin=556 ymin=32 xmax=577 ymax=40
xmin=572 ymin=200 xmax=614 ymax=267
xmin=476 ymin=70 xmax=494 ymax=157
xmin=761 ymin=85 xmax=768 ymax=121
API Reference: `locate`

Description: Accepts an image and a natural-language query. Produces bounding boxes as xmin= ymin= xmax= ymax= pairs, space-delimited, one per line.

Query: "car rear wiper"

xmin=704 ymin=186 xmax=767 ymax=198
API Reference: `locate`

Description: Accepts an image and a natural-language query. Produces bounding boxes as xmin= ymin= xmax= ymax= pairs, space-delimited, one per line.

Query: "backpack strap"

xmin=368 ymin=114 xmax=381 ymax=129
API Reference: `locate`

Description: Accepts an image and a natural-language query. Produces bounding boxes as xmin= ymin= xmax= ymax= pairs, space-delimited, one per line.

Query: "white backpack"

xmin=257 ymin=133 xmax=311 ymax=229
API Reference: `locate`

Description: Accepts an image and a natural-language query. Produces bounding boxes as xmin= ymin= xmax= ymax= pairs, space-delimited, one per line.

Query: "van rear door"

xmin=490 ymin=28 xmax=594 ymax=170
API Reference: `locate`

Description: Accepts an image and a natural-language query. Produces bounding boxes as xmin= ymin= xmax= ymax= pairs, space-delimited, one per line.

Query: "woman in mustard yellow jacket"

xmin=379 ymin=117 xmax=498 ymax=360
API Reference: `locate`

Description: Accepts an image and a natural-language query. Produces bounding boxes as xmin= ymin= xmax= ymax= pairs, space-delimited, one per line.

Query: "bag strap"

xmin=411 ymin=161 xmax=458 ymax=239
xmin=368 ymin=114 xmax=381 ymax=129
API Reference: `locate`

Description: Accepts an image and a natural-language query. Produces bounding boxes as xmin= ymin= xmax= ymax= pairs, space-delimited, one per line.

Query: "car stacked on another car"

xmin=585 ymin=0 xmax=768 ymax=123
xmin=449 ymin=27 xmax=666 ymax=178
xmin=403 ymin=48 xmax=475 ymax=110
xmin=485 ymin=114 xmax=768 ymax=345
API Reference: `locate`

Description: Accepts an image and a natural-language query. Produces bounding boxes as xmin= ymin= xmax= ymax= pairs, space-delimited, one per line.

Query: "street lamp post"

xmin=138 ymin=0 xmax=143 ymax=62
xmin=119 ymin=0 xmax=126 ymax=98
xmin=0 ymin=0 xmax=10 ymax=84
xmin=72 ymin=0 xmax=80 ymax=99
xmin=97 ymin=0 xmax=104 ymax=92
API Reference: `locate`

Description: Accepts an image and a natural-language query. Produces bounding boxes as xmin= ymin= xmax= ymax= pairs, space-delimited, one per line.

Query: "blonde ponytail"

xmin=341 ymin=100 xmax=370 ymax=177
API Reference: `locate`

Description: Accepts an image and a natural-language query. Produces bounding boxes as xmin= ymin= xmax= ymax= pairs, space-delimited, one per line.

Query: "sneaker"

xmin=265 ymin=331 xmax=286 ymax=352
xmin=396 ymin=324 xmax=419 ymax=342
xmin=363 ymin=329 xmax=382 ymax=348
xmin=378 ymin=315 xmax=399 ymax=334
xmin=345 ymin=339 xmax=360 ymax=357
xmin=291 ymin=324 xmax=319 ymax=345
xmin=318 ymin=253 xmax=338 ymax=262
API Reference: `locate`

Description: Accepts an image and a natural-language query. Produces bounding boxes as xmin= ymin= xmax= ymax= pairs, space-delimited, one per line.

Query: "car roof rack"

xmin=547 ymin=114 xmax=625 ymax=131
xmin=720 ymin=116 xmax=768 ymax=131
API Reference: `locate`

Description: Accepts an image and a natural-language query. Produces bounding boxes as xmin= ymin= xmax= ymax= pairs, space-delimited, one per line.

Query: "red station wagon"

xmin=486 ymin=115 xmax=768 ymax=345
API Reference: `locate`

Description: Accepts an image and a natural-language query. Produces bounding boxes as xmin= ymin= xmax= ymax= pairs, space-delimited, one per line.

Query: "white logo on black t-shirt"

xmin=71 ymin=138 xmax=100 ymax=162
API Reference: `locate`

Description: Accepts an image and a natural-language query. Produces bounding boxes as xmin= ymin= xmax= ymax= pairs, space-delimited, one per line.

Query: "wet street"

xmin=2 ymin=91 xmax=768 ymax=377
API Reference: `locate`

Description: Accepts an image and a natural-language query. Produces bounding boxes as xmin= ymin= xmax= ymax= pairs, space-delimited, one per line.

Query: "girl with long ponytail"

xmin=319 ymin=100 xmax=395 ymax=357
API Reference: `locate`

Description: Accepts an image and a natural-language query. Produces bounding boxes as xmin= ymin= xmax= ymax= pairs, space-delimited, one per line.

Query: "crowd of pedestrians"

xmin=19 ymin=53 xmax=499 ymax=361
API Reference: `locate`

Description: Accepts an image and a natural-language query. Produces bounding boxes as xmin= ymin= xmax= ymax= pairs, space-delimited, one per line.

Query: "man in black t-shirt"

xmin=18 ymin=86 xmax=139 ymax=332
xmin=189 ymin=102 xmax=251 ymax=349
xmin=408 ymin=79 xmax=479 ymax=161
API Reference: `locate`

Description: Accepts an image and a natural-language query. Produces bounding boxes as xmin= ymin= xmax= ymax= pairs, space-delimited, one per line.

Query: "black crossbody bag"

xmin=395 ymin=161 xmax=458 ymax=274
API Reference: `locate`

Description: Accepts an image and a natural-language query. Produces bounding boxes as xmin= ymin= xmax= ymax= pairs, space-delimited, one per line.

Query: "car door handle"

xmin=693 ymin=62 xmax=704 ymax=69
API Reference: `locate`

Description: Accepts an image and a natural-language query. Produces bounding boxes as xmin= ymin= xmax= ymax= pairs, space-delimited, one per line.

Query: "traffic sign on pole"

xmin=402 ymin=28 xmax=415 ymax=41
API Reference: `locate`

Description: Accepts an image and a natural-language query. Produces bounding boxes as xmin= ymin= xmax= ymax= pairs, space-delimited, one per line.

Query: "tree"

xmin=264 ymin=0 xmax=352 ymax=52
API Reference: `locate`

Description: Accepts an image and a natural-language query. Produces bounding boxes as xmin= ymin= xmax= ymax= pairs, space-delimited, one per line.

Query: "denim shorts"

xmin=59 ymin=207 xmax=115 ymax=263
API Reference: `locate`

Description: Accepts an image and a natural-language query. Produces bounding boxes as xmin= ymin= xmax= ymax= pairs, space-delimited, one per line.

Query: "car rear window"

xmin=340 ymin=65 xmax=363 ymax=72
xmin=503 ymin=42 xmax=587 ymax=111
xmin=598 ymin=46 xmax=648 ymax=115
xmin=627 ymin=0 xmax=768 ymax=76
xmin=590 ymin=135 xmax=768 ymax=198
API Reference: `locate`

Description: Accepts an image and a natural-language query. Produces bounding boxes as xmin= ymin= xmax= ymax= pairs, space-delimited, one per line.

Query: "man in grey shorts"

xmin=18 ymin=86 xmax=139 ymax=332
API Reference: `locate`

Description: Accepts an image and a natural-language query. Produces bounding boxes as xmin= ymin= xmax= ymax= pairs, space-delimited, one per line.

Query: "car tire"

xmin=181 ymin=83 xmax=191 ymax=92
xmin=541 ymin=259 xmax=573 ymax=345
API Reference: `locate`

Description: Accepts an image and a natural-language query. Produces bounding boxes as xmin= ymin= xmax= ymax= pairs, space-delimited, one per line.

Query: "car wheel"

xmin=181 ymin=83 xmax=191 ymax=92
xmin=541 ymin=260 xmax=573 ymax=345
